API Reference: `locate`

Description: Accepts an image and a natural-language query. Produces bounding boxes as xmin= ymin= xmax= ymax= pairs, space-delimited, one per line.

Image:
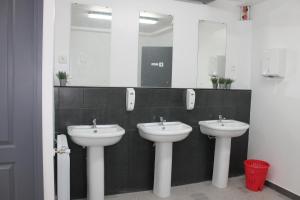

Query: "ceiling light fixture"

xmin=88 ymin=11 xmax=112 ymax=20
xmin=139 ymin=17 xmax=158 ymax=25
xmin=87 ymin=11 xmax=158 ymax=24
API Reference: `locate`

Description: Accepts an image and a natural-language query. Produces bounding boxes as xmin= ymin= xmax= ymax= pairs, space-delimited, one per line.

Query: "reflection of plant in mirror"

xmin=56 ymin=71 xmax=68 ymax=87
xmin=218 ymin=77 xmax=226 ymax=89
xmin=225 ymin=78 xmax=234 ymax=84
xmin=211 ymin=76 xmax=219 ymax=89
xmin=211 ymin=76 xmax=218 ymax=84
xmin=225 ymin=78 xmax=234 ymax=90
xmin=218 ymin=77 xmax=226 ymax=84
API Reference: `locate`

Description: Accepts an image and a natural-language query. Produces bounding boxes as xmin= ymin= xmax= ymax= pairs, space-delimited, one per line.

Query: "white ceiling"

xmin=223 ymin=0 xmax=267 ymax=5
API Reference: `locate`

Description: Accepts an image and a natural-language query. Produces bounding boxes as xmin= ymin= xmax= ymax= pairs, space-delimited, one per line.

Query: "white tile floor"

xmin=77 ymin=177 xmax=291 ymax=200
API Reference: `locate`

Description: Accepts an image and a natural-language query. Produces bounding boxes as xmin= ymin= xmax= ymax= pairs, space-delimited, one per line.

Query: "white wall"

xmin=248 ymin=0 xmax=300 ymax=196
xmin=226 ymin=21 xmax=252 ymax=89
xmin=43 ymin=0 xmax=55 ymax=199
xmin=70 ymin=30 xmax=111 ymax=86
xmin=55 ymin=0 xmax=243 ymax=88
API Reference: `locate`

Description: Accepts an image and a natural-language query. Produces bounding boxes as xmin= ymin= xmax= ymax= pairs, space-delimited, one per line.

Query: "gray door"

xmin=141 ymin=47 xmax=173 ymax=87
xmin=0 ymin=0 xmax=43 ymax=199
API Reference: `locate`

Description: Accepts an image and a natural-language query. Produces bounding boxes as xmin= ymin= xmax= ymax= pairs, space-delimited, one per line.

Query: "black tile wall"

xmin=54 ymin=87 xmax=251 ymax=199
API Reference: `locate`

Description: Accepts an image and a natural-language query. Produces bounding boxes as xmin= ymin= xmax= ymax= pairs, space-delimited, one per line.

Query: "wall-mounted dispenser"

xmin=262 ymin=49 xmax=286 ymax=78
xmin=126 ymin=88 xmax=135 ymax=111
xmin=186 ymin=89 xmax=195 ymax=110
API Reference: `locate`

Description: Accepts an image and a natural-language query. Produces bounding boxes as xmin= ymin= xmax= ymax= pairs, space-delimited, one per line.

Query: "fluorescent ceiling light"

xmin=140 ymin=11 xmax=162 ymax=19
xmin=88 ymin=11 xmax=112 ymax=20
xmin=139 ymin=17 xmax=158 ymax=25
xmin=87 ymin=11 xmax=158 ymax=24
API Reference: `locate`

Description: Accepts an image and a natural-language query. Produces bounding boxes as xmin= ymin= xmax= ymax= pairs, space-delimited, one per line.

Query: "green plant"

xmin=225 ymin=78 xmax=234 ymax=84
xmin=218 ymin=77 xmax=226 ymax=84
xmin=56 ymin=71 xmax=68 ymax=80
xmin=211 ymin=76 xmax=218 ymax=84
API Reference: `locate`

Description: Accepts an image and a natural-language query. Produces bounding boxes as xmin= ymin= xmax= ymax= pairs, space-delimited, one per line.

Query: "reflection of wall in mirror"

xmin=208 ymin=55 xmax=226 ymax=77
xmin=54 ymin=2 xmax=112 ymax=87
xmin=54 ymin=0 xmax=71 ymax=86
xmin=69 ymin=30 xmax=111 ymax=86
xmin=197 ymin=21 xmax=226 ymax=88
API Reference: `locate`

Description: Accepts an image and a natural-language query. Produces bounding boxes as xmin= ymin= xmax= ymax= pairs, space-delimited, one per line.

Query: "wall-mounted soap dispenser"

xmin=186 ymin=89 xmax=195 ymax=110
xmin=262 ymin=49 xmax=286 ymax=78
xmin=126 ymin=88 xmax=135 ymax=111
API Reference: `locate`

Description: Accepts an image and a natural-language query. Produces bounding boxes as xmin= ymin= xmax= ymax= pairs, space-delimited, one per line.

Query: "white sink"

xmin=199 ymin=120 xmax=249 ymax=138
xmin=137 ymin=122 xmax=192 ymax=143
xmin=67 ymin=124 xmax=125 ymax=200
xmin=68 ymin=125 xmax=125 ymax=147
xmin=199 ymin=119 xmax=249 ymax=189
xmin=137 ymin=121 xmax=192 ymax=198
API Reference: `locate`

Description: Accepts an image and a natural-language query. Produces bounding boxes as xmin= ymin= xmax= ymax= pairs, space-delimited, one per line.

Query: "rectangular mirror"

xmin=53 ymin=3 xmax=113 ymax=87
xmin=69 ymin=4 xmax=112 ymax=86
xmin=138 ymin=11 xmax=174 ymax=88
xmin=197 ymin=20 xmax=227 ymax=88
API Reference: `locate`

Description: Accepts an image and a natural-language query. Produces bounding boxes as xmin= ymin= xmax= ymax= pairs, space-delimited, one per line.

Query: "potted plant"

xmin=225 ymin=78 xmax=234 ymax=89
xmin=210 ymin=76 xmax=219 ymax=89
xmin=218 ymin=77 xmax=226 ymax=89
xmin=56 ymin=71 xmax=68 ymax=86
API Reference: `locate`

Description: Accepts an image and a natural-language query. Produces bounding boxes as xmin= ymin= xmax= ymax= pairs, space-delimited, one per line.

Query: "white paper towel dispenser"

xmin=262 ymin=49 xmax=286 ymax=78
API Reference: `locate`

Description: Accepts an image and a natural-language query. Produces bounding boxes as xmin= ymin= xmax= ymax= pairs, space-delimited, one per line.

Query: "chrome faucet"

xmin=92 ymin=118 xmax=97 ymax=128
xmin=160 ymin=116 xmax=166 ymax=126
xmin=218 ymin=115 xmax=226 ymax=124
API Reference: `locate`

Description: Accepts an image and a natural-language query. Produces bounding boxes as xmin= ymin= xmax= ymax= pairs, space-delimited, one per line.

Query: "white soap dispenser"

xmin=186 ymin=89 xmax=195 ymax=110
xmin=126 ymin=88 xmax=135 ymax=111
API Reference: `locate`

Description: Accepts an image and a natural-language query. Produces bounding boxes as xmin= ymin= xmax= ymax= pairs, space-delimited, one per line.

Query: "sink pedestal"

xmin=153 ymin=142 xmax=172 ymax=198
xmin=87 ymin=146 xmax=104 ymax=200
xmin=137 ymin=122 xmax=192 ymax=197
xmin=199 ymin=120 xmax=249 ymax=189
xmin=212 ymin=137 xmax=231 ymax=188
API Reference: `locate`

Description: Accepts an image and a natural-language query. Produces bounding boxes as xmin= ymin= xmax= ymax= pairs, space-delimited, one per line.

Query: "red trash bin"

xmin=244 ymin=159 xmax=270 ymax=191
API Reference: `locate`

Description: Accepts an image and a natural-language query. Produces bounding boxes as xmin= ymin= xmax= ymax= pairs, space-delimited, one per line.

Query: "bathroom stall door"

xmin=0 ymin=0 xmax=43 ymax=199
xmin=141 ymin=47 xmax=173 ymax=87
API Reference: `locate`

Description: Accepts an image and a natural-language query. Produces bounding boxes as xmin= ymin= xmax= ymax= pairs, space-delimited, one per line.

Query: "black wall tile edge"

xmin=266 ymin=181 xmax=300 ymax=200
xmin=54 ymin=86 xmax=252 ymax=92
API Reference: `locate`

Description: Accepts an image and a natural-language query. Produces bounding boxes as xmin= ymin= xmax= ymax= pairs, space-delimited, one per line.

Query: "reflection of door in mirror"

xmin=54 ymin=3 xmax=112 ymax=87
xmin=141 ymin=47 xmax=173 ymax=87
xmin=138 ymin=12 xmax=173 ymax=88
xmin=197 ymin=21 xmax=227 ymax=88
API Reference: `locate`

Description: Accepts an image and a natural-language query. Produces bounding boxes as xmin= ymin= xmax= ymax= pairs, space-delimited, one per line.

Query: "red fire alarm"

xmin=241 ymin=6 xmax=251 ymax=21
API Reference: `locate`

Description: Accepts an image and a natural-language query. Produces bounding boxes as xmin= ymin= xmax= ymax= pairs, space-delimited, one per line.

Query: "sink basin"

xmin=68 ymin=125 xmax=125 ymax=147
xmin=67 ymin=124 xmax=125 ymax=200
xmin=199 ymin=119 xmax=249 ymax=189
xmin=137 ymin=122 xmax=192 ymax=143
xmin=137 ymin=121 xmax=192 ymax=198
xmin=199 ymin=120 xmax=249 ymax=138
